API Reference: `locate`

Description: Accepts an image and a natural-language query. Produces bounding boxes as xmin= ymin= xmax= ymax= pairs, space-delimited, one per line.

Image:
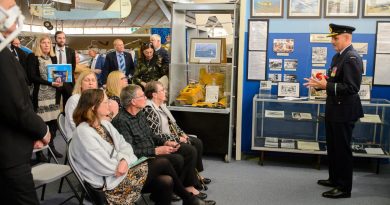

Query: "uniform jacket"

xmin=102 ymin=51 xmax=134 ymax=84
xmin=325 ymin=45 xmax=364 ymax=122
xmin=154 ymin=47 xmax=170 ymax=64
xmin=0 ymin=48 xmax=47 ymax=168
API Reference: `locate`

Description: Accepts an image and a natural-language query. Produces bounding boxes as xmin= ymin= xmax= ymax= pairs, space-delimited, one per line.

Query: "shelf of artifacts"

xmin=168 ymin=63 xmax=233 ymax=114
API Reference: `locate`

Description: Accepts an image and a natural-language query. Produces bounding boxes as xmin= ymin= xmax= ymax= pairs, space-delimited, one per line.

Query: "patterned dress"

xmin=94 ymin=125 xmax=148 ymax=205
xmin=36 ymin=56 xmax=60 ymax=122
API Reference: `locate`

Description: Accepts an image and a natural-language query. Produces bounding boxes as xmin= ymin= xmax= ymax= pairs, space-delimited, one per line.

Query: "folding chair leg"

xmin=58 ymin=177 xmax=65 ymax=193
xmin=80 ymin=190 xmax=86 ymax=205
xmin=40 ymin=184 xmax=46 ymax=200
xmin=64 ymin=175 xmax=82 ymax=202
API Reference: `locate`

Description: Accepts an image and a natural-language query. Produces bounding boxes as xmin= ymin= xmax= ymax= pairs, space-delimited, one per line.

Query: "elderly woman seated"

xmin=69 ymin=89 xmax=212 ymax=205
xmin=143 ymin=81 xmax=211 ymax=187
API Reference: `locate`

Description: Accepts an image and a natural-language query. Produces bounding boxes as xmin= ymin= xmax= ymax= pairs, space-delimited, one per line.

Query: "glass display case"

xmin=168 ymin=63 xmax=232 ymax=113
xmin=252 ymin=94 xmax=390 ymax=168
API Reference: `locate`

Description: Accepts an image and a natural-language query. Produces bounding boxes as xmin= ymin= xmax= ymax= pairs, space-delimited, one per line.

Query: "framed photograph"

xmin=359 ymin=84 xmax=371 ymax=100
xmin=268 ymin=73 xmax=282 ymax=82
xmin=284 ymin=59 xmax=298 ymax=71
xmin=277 ymin=82 xmax=300 ymax=97
xmin=363 ymin=0 xmax=390 ymax=17
xmin=283 ymin=74 xmax=297 ymax=82
xmin=287 ymin=0 xmax=321 ymax=18
xmin=251 ymin=0 xmax=284 ymax=18
xmin=325 ymin=0 xmax=360 ymax=18
xmin=269 ymin=59 xmax=283 ymax=71
xmin=189 ymin=38 xmax=222 ymax=64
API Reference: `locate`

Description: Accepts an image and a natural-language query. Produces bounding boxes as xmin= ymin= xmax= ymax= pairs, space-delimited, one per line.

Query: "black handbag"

xmin=84 ymin=177 xmax=109 ymax=205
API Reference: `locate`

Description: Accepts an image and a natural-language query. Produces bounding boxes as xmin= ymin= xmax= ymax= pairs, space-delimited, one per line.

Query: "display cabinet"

xmin=252 ymin=94 xmax=390 ymax=171
xmin=169 ymin=3 xmax=238 ymax=162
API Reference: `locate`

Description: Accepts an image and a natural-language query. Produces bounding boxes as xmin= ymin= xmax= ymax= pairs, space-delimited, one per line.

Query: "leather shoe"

xmin=317 ymin=179 xmax=336 ymax=187
xmin=184 ymin=197 xmax=216 ymax=205
xmin=195 ymin=192 xmax=207 ymax=200
xmin=171 ymin=193 xmax=181 ymax=201
xmin=202 ymin=178 xmax=211 ymax=184
xmin=322 ymin=188 xmax=351 ymax=199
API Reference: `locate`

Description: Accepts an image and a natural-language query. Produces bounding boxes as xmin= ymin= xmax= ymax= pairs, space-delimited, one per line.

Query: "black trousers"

xmin=325 ymin=120 xmax=355 ymax=193
xmin=0 ymin=163 xmax=39 ymax=205
xmin=189 ymin=136 xmax=204 ymax=172
xmin=142 ymin=158 xmax=192 ymax=205
xmin=157 ymin=143 xmax=198 ymax=187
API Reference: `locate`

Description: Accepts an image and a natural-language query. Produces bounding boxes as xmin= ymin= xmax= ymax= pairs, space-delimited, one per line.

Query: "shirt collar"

xmin=116 ymin=51 xmax=124 ymax=56
xmin=340 ymin=44 xmax=352 ymax=55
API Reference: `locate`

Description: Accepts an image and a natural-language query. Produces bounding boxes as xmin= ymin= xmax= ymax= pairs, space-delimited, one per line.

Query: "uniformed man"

xmin=304 ymin=23 xmax=363 ymax=198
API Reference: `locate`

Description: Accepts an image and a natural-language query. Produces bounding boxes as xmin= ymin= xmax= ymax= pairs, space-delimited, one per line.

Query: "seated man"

xmin=112 ymin=85 xmax=213 ymax=203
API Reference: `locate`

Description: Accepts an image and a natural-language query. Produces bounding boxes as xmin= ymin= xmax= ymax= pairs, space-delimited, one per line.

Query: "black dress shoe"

xmin=202 ymin=178 xmax=211 ymax=184
xmin=322 ymin=188 xmax=351 ymax=199
xmin=194 ymin=192 xmax=207 ymax=200
xmin=317 ymin=179 xmax=336 ymax=187
xmin=171 ymin=193 xmax=181 ymax=201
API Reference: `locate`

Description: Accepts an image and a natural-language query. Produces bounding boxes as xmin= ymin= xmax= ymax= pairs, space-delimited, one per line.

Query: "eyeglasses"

xmin=134 ymin=94 xmax=146 ymax=99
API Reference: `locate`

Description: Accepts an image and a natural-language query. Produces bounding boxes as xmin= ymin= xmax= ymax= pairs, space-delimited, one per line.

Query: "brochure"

xmin=47 ymin=64 xmax=73 ymax=83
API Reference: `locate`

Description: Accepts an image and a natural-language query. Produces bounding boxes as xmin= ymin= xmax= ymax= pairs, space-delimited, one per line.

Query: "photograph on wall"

xmin=362 ymin=76 xmax=373 ymax=85
xmin=325 ymin=0 xmax=360 ymax=17
xmin=308 ymin=69 xmax=327 ymax=99
xmin=251 ymin=0 xmax=284 ymax=17
xmin=312 ymin=47 xmax=327 ymax=65
xmin=283 ymin=74 xmax=298 ymax=82
xmin=376 ymin=22 xmax=390 ymax=54
xmin=358 ymin=84 xmax=371 ymax=100
xmin=287 ymin=0 xmax=321 ymax=18
xmin=273 ymin=39 xmax=295 ymax=53
xmin=268 ymin=73 xmax=282 ymax=82
xmin=373 ymin=53 xmax=390 ymax=85
xmin=260 ymin=80 xmax=272 ymax=90
xmin=248 ymin=51 xmax=267 ymax=80
xmin=189 ymin=38 xmax=222 ymax=64
xmin=265 ymin=110 xmax=285 ymax=118
xmin=352 ymin=42 xmax=369 ymax=55
xmin=284 ymin=59 xmax=298 ymax=71
xmin=363 ymin=0 xmax=390 ymax=17
xmin=248 ymin=20 xmax=269 ymax=51
xmin=277 ymin=82 xmax=300 ymax=97
xmin=269 ymin=59 xmax=283 ymax=70
xmin=310 ymin=34 xmax=332 ymax=43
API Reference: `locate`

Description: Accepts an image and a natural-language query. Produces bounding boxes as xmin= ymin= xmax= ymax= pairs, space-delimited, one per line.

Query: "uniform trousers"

xmin=325 ymin=120 xmax=355 ymax=193
xmin=0 ymin=163 xmax=39 ymax=205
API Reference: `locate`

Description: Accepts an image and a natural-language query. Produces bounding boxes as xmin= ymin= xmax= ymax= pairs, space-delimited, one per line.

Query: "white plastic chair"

xmin=32 ymin=145 xmax=81 ymax=204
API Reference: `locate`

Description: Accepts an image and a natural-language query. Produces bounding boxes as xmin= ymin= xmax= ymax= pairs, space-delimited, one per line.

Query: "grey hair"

xmin=120 ymin=84 xmax=142 ymax=108
xmin=150 ymin=34 xmax=161 ymax=41
xmin=88 ymin=44 xmax=99 ymax=53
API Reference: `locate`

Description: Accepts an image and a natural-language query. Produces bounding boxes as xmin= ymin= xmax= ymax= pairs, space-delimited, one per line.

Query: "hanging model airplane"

xmin=29 ymin=0 xmax=132 ymax=20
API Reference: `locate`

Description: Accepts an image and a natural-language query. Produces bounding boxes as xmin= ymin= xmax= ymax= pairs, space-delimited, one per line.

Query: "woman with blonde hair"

xmin=64 ymin=70 xmax=98 ymax=137
xmin=26 ymin=34 xmax=63 ymax=161
xmin=106 ymin=70 xmax=128 ymax=109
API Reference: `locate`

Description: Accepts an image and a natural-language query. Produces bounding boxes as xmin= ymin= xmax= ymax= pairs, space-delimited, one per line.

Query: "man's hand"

xmin=115 ymin=159 xmax=128 ymax=177
xmin=41 ymin=131 xmax=51 ymax=145
xmin=155 ymin=145 xmax=178 ymax=155
xmin=33 ymin=140 xmax=44 ymax=149
xmin=303 ymin=74 xmax=327 ymax=89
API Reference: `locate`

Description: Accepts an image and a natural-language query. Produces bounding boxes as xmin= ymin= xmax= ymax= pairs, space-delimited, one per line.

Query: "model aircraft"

xmin=29 ymin=0 xmax=132 ymax=20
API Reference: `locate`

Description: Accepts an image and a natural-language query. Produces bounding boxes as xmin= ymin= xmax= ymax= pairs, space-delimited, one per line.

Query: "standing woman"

xmin=132 ymin=42 xmax=169 ymax=89
xmin=27 ymin=34 xmax=63 ymax=160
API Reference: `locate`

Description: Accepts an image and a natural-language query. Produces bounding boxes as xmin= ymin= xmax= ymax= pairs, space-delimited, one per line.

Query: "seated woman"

xmin=106 ymin=70 xmax=129 ymax=109
xmin=144 ymin=81 xmax=211 ymax=187
xmin=132 ymin=42 xmax=169 ymax=89
xmin=64 ymin=70 xmax=99 ymax=137
xmin=68 ymin=89 xmax=212 ymax=205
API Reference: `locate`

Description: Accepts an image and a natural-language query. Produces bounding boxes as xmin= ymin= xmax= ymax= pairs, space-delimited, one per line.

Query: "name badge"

xmin=331 ymin=67 xmax=337 ymax=77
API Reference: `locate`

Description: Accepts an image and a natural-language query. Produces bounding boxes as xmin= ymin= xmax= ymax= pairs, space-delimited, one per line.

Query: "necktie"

xmin=119 ymin=54 xmax=125 ymax=72
xmin=59 ymin=49 xmax=63 ymax=64
xmin=12 ymin=49 xmax=19 ymax=61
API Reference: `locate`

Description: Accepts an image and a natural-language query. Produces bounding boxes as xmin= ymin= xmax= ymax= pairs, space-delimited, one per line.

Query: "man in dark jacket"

xmin=150 ymin=34 xmax=170 ymax=64
xmin=102 ymin=38 xmax=135 ymax=84
xmin=304 ymin=23 xmax=363 ymax=199
xmin=0 ymin=1 xmax=51 ymax=204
